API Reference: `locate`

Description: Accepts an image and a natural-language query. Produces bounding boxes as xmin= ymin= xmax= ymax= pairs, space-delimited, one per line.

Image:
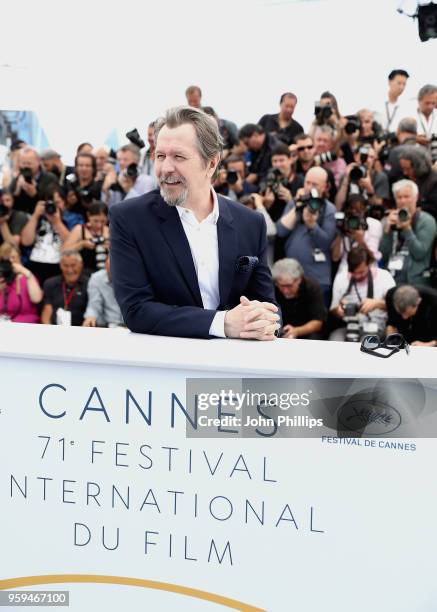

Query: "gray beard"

xmin=160 ymin=185 xmax=188 ymax=207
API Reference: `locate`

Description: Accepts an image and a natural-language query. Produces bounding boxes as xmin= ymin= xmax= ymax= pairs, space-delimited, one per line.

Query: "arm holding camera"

xmin=401 ymin=216 xmax=436 ymax=261
xmin=46 ymin=207 xmax=70 ymax=242
xmin=20 ymin=201 xmax=46 ymax=246
xmin=0 ymin=215 xmax=21 ymax=248
xmin=251 ymin=194 xmax=277 ymax=238
xmin=63 ymin=224 xmax=95 ymax=251
xmin=10 ymin=262 xmax=43 ymax=304
xmin=276 ymin=201 xmax=297 ymax=234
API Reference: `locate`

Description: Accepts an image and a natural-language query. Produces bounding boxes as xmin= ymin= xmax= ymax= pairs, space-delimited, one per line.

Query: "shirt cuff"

xmin=209 ymin=311 xmax=227 ymax=338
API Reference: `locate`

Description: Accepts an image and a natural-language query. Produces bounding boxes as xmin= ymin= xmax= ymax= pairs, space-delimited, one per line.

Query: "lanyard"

xmin=62 ymin=282 xmax=77 ymax=311
xmin=418 ymin=111 xmax=436 ymax=138
xmin=385 ymin=101 xmax=398 ymax=129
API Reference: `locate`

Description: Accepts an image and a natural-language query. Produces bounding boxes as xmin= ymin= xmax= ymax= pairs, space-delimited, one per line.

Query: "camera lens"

xmin=398 ymin=208 xmax=409 ymax=223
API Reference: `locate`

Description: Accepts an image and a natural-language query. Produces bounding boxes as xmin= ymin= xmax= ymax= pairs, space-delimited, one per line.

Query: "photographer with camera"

xmin=40 ymin=149 xmax=74 ymax=190
xmin=385 ymin=284 xmax=437 ymax=347
xmin=65 ymin=152 xmax=102 ymax=216
xmin=313 ymin=126 xmax=346 ymax=188
xmin=276 ymin=166 xmax=336 ymax=305
xmin=385 ymin=117 xmax=417 ymax=183
xmin=329 ymin=246 xmax=394 ymax=342
xmin=20 ymin=194 xmax=71 ymax=286
xmin=398 ymin=145 xmax=437 ymax=222
xmin=295 ymin=133 xmax=337 ymax=201
xmin=10 ymin=147 xmax=58 ymax=215
xmin=415 ymin=84 xmax=437 ymax=157
xmin=261 ymin=144 xmax=303 ymax=220
xmin=0 ymin=242 xmax=43 ymax=323
xmin=357 ymin=109 xmax=384 ymax=147
xmin=332 ymin=194 xmax=382 ymax=272
xmin=238 ymin=124 xmax=280 ymax=186
xmin=258 ymin=92 xmax=304 ymax=146
xmin=63 ymin=202 xmax=109 ymax=274
xmin=104 ymin=144 xmax=155 ymax=208
xmin=335 ymin=145 xmax=390 ymax=212
xmin=0 ymin=190 xmax=29 ymax=248
xmin=272 ymin=258 xmax=326 ymax=339
xmin=214 ymin=155 xmax=257 ymax=200
xmin=381 ymin=179 xmax=436 ymax=286
xmin=309 ymin=92 xmax=344 ymax=140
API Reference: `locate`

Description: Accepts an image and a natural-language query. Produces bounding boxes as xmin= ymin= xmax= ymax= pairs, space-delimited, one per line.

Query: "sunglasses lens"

xmin=386 ymin=334 xmax=403 ymax=348
xmin=363 ymin=335 xmax=379 ymax=349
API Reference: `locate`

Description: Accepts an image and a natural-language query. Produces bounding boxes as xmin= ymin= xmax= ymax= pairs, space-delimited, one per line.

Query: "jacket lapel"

xmin=154 ymin=200 xmax=203 ymax=307
xmin=217 ymin=196 xmax=238 ymax=308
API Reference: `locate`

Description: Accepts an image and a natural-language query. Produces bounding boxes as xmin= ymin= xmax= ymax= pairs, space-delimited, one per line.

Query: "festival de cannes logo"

xmin=338 ymin=398 xmax=402 ymax=436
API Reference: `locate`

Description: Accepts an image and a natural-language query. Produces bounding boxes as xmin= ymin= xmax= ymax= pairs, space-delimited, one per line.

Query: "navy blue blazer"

xmin=109 ymin=189 xmax=276 ymax=338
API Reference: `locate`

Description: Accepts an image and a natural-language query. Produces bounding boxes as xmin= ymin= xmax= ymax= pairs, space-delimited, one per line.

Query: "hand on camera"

xmin=302 ymin=205 xmax=319 ymax=228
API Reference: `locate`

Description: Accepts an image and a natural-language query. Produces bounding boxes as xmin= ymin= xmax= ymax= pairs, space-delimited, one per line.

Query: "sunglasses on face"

xmin=360 ymin=333 xmax=410 ymax=358
xmin=297 ymin=145 xmax=314 ymax=152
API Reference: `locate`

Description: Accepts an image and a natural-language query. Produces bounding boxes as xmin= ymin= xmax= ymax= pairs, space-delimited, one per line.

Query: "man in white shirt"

xmin=109 ymin=106 xmax=279 ymax=340
xmin=329 ymin=245 xmax=395 ymax=341
xmin=375 ymin=69 xmax=410 ymax=133
xmin=415 ymin=84 xmax=437 ymax=151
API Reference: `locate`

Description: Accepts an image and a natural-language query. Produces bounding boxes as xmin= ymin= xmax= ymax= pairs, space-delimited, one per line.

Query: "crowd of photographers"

xmin=1 ymin=74 xmax=437 ymax=346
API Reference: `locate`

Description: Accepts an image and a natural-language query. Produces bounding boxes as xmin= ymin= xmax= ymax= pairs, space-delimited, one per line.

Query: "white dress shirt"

xmin=176 ymin=189 xmax=226 ymax=338
xmin=416 ymin=109 xmax=437 ymax=139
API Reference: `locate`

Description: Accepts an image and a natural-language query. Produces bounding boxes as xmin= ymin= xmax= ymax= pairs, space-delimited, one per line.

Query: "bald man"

xmin=276 ymin=167 xmax=337 ymax=304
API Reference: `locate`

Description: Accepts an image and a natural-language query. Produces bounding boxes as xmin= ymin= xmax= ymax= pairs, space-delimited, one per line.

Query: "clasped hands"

xmin=224 ymin=296 xmax=280 ymax=341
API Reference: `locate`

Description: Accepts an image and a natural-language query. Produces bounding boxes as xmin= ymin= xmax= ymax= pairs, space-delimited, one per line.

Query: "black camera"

xmin=265 ymin=167 xmax=287 ymax=195
xmin=343 ymin=302 xmax=361 ymax=342
xmin=335 ymin=212 xmax=368 ymax=233
xmin=20 ymin=167 xmax=34 ymax=183
xmin=344 ymin=115 xmax=361 ymax=135
xmin=367 ymin=203 xmax=386 ymax=220
xmin=314 ymin=104 xmax=333 ymax=125
xmin=126 ymin=128 xmax=145 ymax=149
xmin=125 ymin=163 xmax=138 ymax=180
xmin=296 ymin=188 xmax=324 ymax=214
xmin=226 ymin=169 xmax=239 ymax=185
xmin=349 ymin=165 xmax=366 ymax=183
xmin=0 ymin=204 xmax=9 ymax=218
xmin=398 ymin=208 xmax=410 ymax=223
xmin=45 ymin=200 xmax=57 ymax=215
xmin=0 ymin=259 xmax=15 ymax=284
xmin=314 ymin=151 xmax=337 ymax=165
xmin=77 ymin=188 xmax=94 ymax=204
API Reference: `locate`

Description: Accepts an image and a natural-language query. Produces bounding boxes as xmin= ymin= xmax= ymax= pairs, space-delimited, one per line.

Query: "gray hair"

xmin=154 ymin=106 xmax=223 ymax=179
xmin=392 ymin=179 xmax=419 ymax=198
xmin=271 ymin=258 xmax=304 ymax=282
xmin=418 ymin=84 xmax=437 ymax=100
xmin=118 ymin=143 xmax=141 ymax=163
xmin=397 ymin=144 xmax=432 ymax=178
xmin=60 ymin=249 xmax=83 ymax=262
xmin=397 ymin=117 xmax=417 ymax=135
xmin=393 ymin=285 xmax=420 ymax=314
xmin=314 ymin=124 xmax=334 ymax=140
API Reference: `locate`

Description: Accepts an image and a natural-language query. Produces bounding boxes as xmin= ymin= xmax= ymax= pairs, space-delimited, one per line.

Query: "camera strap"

xmin=385 ymin=101 xmax=399 ymax=131
xmin=343 ymin=270 xmax=374 ymax=302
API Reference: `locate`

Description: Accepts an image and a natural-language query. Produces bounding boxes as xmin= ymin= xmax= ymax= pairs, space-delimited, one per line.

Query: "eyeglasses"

xmin=360 ymin=333 xmax=410 ymax=358
xmin=297 ymin=145 xmax=314 ymax=152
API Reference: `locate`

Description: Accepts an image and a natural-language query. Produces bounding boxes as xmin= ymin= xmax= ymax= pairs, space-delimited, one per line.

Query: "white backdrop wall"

xmin=0 ymin=0 xmax=435 ymax=162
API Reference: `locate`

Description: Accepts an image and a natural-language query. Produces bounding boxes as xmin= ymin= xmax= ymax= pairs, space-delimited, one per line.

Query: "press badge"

xmin=56 ymin=308 xmax=72 ymax=326
xmin=313 ymin=249 xmax=326 ymax=263
xmin=388 ymin=255 xmax=404 ymax=272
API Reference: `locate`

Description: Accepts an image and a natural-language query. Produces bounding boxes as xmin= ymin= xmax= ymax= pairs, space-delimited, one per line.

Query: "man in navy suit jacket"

xmin=109 ymin=106 xmax=279 ymax=340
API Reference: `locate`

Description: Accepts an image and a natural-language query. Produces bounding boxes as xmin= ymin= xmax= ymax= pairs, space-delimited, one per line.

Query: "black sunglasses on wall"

xmin=360 ymin=333 xmax=410 ymax=358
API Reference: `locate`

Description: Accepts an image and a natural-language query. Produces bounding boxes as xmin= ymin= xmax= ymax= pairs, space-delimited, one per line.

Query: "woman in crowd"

xmin=63 ymin=201 xmax=109 ymax=274
xmin=0 ymin=242 xmax=42 ymax=323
